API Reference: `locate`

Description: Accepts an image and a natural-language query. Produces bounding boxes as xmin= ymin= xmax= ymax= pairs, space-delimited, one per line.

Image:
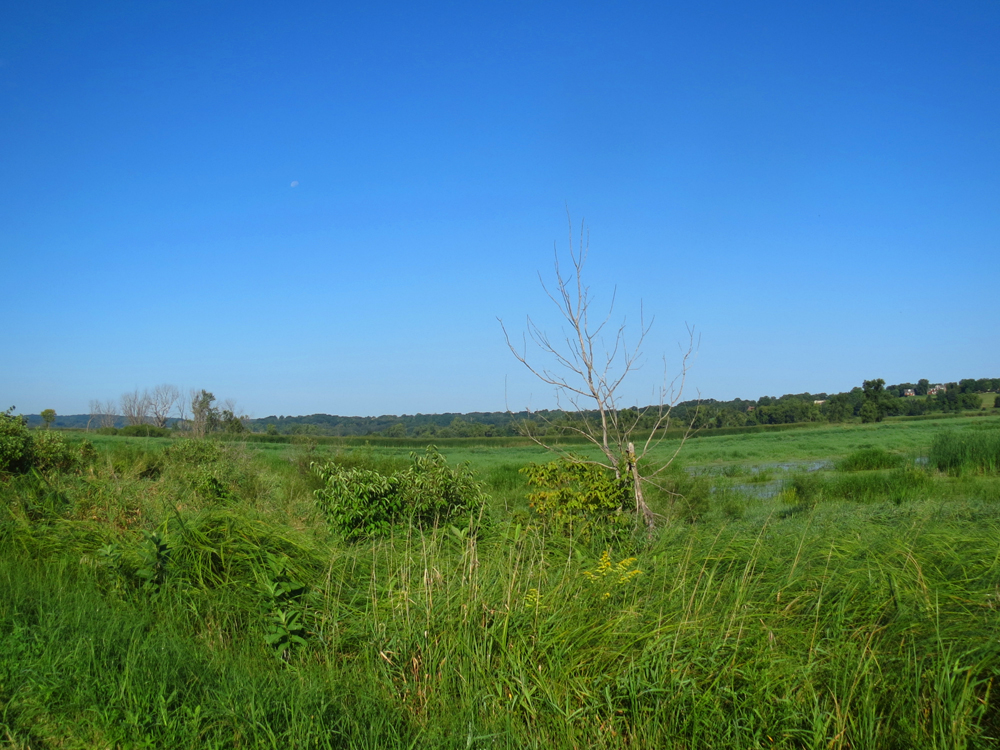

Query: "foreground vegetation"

xmin=2 ymin=415 xmax=1000 ymax=748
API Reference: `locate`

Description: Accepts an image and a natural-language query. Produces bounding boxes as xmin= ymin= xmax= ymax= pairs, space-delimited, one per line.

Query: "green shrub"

xmin=0 ymin=408 xmax=34 ymax=475
xmin=397 ymin=448 xmax=485 ymax=524
xmin=95 ymin=426 xmax=119 ymax=435
xmin=312 ymin=447 xmax=485 ymax=541
xmin=314 ymin=466 xmax=402 ymax=540
xmin=31 ymin=430 xmax=77 ymax=473
xmin=0 ymin=411 xmax=80 ymax=476
xmin=520 ymin=458 xmax=628 ymax=531
xmin=837 ymin=446 xmax=905 ymax=472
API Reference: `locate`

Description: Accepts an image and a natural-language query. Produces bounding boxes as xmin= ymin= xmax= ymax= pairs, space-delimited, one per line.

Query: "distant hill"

xmin=16 ymin=375 xmax=998 ymax=436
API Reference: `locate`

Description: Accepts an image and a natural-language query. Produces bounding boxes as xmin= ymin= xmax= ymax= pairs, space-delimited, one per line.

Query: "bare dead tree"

xmin=500 ymin=217 xmax=696 ymax=531
xmin=120 ymin=389 xmax=151 ymax=426
xmin=89 ymin=399 xmax=119 ymax=430
xmin=176 ymin=391 xmax=189 ymax=432
xmin=149 ymin=384 xmax=180 ymax=429
xmin=87 ymin=399 xmax=100 ymax=432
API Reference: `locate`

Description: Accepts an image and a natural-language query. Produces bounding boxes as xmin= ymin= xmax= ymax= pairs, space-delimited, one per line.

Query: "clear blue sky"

xmin=3 ymin=1 xmax=998 ymax=418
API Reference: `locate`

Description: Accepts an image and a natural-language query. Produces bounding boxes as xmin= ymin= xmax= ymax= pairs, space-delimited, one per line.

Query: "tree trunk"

xmin=627 ymin=442 xmax=655 ymax=532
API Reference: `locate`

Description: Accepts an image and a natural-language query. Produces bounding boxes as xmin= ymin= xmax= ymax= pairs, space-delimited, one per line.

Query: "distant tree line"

xmin=665 ymin=376 xmax=999 ymax=430
xmin=248 ymin=376 xmax=998 ymax=438
xmin=26 ymin=376 xmax=999 ymax=437
xmin=79 ymin=386 xmax=249 ymax=437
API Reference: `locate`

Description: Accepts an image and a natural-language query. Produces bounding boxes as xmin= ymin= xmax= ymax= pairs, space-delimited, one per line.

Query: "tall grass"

xmin=836 ymin=446 xmax=905 ymax=471
xmin=930 ymin=429 xmax=1000 ymax=475
xmin=2 ymin=435 xmax=999 ymax=747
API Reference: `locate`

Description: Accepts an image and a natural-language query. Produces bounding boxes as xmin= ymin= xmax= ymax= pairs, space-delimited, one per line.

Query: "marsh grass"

xmin=930 ymin=428 xmax=1000 ymax=475
xmin=836 ymin=446 xmax=906 ymax=472
xmin=2 ymin=423 xmax=1000 ymax=747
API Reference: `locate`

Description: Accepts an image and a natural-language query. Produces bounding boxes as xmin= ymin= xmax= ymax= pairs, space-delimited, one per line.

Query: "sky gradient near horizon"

xmin=2 ymin=1 xmax=998 ymax=418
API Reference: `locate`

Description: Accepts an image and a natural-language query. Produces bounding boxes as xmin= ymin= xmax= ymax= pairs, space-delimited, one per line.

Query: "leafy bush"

xmin=31 ymin=430 xmax=77 ymax=473
xmin=837 ymin=446 xmax=905 ymax=472
xmin=0 ymin=410 xmax=81 ymax=476
xmin=397 ymin=448 xmax=485 ymax=524
xmin=313 ymin=467 xmax=401 ymax=540
xmin=312 ymin=447 xmax=485 ymax=541
xmin=0 ymin=408 xmax=34 ymax=475
xmin=520 ymin=458 xmax=628 ymax=531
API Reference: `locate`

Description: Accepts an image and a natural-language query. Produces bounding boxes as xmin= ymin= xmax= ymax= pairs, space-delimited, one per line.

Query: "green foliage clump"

xmin=930 ymin=429 xmax=1000 ymax=475
xmin=837 ymin=446 xmax=905 ymax=472
xmin=0 ymin=409 xmax=85 ymax=476
xmin=261 ymin=553 xmax=311 ymax=661
xmin=312 ymin=447 xmax=484 ymax=541
xmin=314 ymin=466 xmax=402 ymax=539
xmin=0 ymin=408 xmax=35 ymax=474
xmin=521 ymin=458 xmax=628 ymax=531
xmin=30 ymin=430 xmax=72 ymax=473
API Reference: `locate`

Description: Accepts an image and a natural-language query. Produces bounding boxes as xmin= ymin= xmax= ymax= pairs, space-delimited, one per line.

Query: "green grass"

xmin=3 ymin=415 xmax=1000 ymax=748
xmin=836 ymin=446 xmax=906 ymax=472
xmin=930 ymin=425 xmax=1000 ymax=475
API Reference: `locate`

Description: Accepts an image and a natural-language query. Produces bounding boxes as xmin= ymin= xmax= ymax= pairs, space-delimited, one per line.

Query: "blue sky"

xmin=2 ymin=1 xmax=998 ymax=418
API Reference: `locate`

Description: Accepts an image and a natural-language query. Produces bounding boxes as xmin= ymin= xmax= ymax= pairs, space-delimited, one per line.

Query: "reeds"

xmin=930 ymin=428 xmax=1000 ymax=475
xmin=836 ymin=446 xmax=905 ymax=472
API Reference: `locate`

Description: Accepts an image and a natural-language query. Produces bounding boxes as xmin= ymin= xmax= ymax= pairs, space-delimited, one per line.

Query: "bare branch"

xmin=149 ymin=384 xmax=179 ymax=429
xmin=501 ymin=214 xmax=695 ymax=532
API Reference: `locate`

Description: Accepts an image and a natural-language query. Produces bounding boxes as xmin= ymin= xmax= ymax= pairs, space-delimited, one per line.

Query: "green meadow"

xmin=2 ymin=416 xmax=1000 ymax=748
